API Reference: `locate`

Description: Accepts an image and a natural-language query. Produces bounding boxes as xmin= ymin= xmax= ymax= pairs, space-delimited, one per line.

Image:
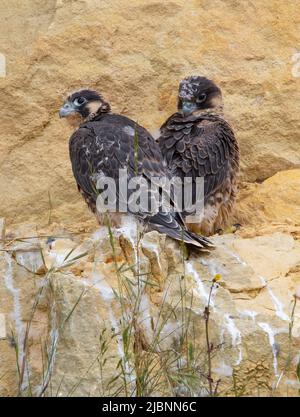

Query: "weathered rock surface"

xmin=0 ymin=215 xmax=299 ymax=397
xmin=235 ymin=169 xmax=300 ymax=230
xmin=1 ymin=0 xmax=300 ymax=397
xmin=0 ymin=0 xmax=300 ymax=227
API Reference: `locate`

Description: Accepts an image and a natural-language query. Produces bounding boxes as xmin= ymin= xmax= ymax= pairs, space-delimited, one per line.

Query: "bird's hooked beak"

xmin=59 ymin=101 xmax=77 ymax=118
xmin=181 ymin=101 xmax=197 ymax=117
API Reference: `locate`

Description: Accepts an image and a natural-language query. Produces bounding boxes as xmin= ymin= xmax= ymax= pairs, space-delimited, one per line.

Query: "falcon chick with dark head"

xmin=59 ymin=89 xmax=213 ymax=249
xmin=158 ymin=76 xmax=239 ymax=236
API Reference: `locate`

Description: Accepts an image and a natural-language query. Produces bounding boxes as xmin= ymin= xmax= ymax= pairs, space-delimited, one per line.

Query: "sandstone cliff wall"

xmin=0 ymin=0 xmax=300 ymax=228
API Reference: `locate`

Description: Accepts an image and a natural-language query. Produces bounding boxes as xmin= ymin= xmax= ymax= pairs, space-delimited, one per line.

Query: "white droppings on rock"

xmin=159 ymin=321 xmax=182 ymax=346
xmin=202 ymin=257 xmax=225 ymax=278
xmin=82 ymin=272 xmax=115 ymax=302
xmin=138 ymin=293 xmax=153 ymax=340
xmin=83 ymin=268 xmax=136 ymax=391
xmin=223 ymin=314 xmax=243 ymax=365
xmin=285 ymin=379 xmax=300 ymax=388
xmin=14 ymin=250 xmax=45 ymax=274
xmin=238 ymin=310 xmax=258 ymax=322
xmin=268 ymin=287 xmax=289 ymax=321
xmin=258 ymin=322 xmax=280 ymax=376
xmin=108 ymin=306 xmax=136 ymax=394
xmin=259 ymin=276 xmax=289 ymax=321
xmin=260 ymin=276 xmax=267 ymax=286
xmin=186 ymin=261 xmax=210 ymax=306
xmin=213 ymin=362 xmax=233 ymax=377
xmin=46 ymin=251 xmax=66 ymax=268
xmin=3 ymin=253 xmax=27 ymax=390
xmin=91 ymin=226 xmax=108 ymax=242
xmin=223 ymin=247 xmax=247 ymax=266
xmin=258 ymin=323 xmax=289 ymax=377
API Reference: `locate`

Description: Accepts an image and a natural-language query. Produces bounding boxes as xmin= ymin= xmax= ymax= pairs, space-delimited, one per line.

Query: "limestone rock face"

xmin=0 ymin=0 xmax=300 ymax=227
xmin=0 ymin=215 xmax=299 ymax=397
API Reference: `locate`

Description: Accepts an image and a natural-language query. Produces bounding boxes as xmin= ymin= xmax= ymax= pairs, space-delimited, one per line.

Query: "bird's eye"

xmin=73 ymin=97 xmax=86 ymax=106
xmin=198 ymin=93 xmax=206 ymax=103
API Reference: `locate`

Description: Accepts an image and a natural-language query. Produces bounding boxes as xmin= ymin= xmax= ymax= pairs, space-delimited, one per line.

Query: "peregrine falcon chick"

xmin=59 ymin=89 xmax=213 ymax=250
xmin=158 ymin=76 xmax=239 ymax=236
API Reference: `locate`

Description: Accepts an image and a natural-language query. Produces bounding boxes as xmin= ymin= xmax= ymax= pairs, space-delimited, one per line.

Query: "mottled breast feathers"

xmin=158 ymin=111 xmax=239 ymax=235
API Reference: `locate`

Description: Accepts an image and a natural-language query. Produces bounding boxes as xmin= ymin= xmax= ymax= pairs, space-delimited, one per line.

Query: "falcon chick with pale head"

xmin=158 ymin=76 xmax=239 ymax=236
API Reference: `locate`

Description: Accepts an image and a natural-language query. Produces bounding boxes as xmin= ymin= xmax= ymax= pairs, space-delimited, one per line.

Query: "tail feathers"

xmin=183 ymin=230 xmax=214 ymax=250
xmin=147 ymin=212 xmax=214 ymax=250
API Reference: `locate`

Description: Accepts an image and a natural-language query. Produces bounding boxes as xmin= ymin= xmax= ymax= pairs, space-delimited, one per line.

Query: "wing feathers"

xmin=69 ymin=112 xmax=212 ymax=249
xmin=158 ymin=112 xmax=238 ymax=202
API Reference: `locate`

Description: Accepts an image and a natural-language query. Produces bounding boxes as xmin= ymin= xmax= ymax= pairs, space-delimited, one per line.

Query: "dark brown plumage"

xmin=59 ymin=89 xmax=213 ymax=249
xmin=158 ymin=76 xmax=239 ymax=236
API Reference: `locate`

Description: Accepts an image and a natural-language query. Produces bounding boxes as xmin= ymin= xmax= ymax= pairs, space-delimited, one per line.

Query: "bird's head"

xmin=177 ymin=76 xmax=222 ymax=116
xmin=59 ymin=89 xmax=111 ymax=126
